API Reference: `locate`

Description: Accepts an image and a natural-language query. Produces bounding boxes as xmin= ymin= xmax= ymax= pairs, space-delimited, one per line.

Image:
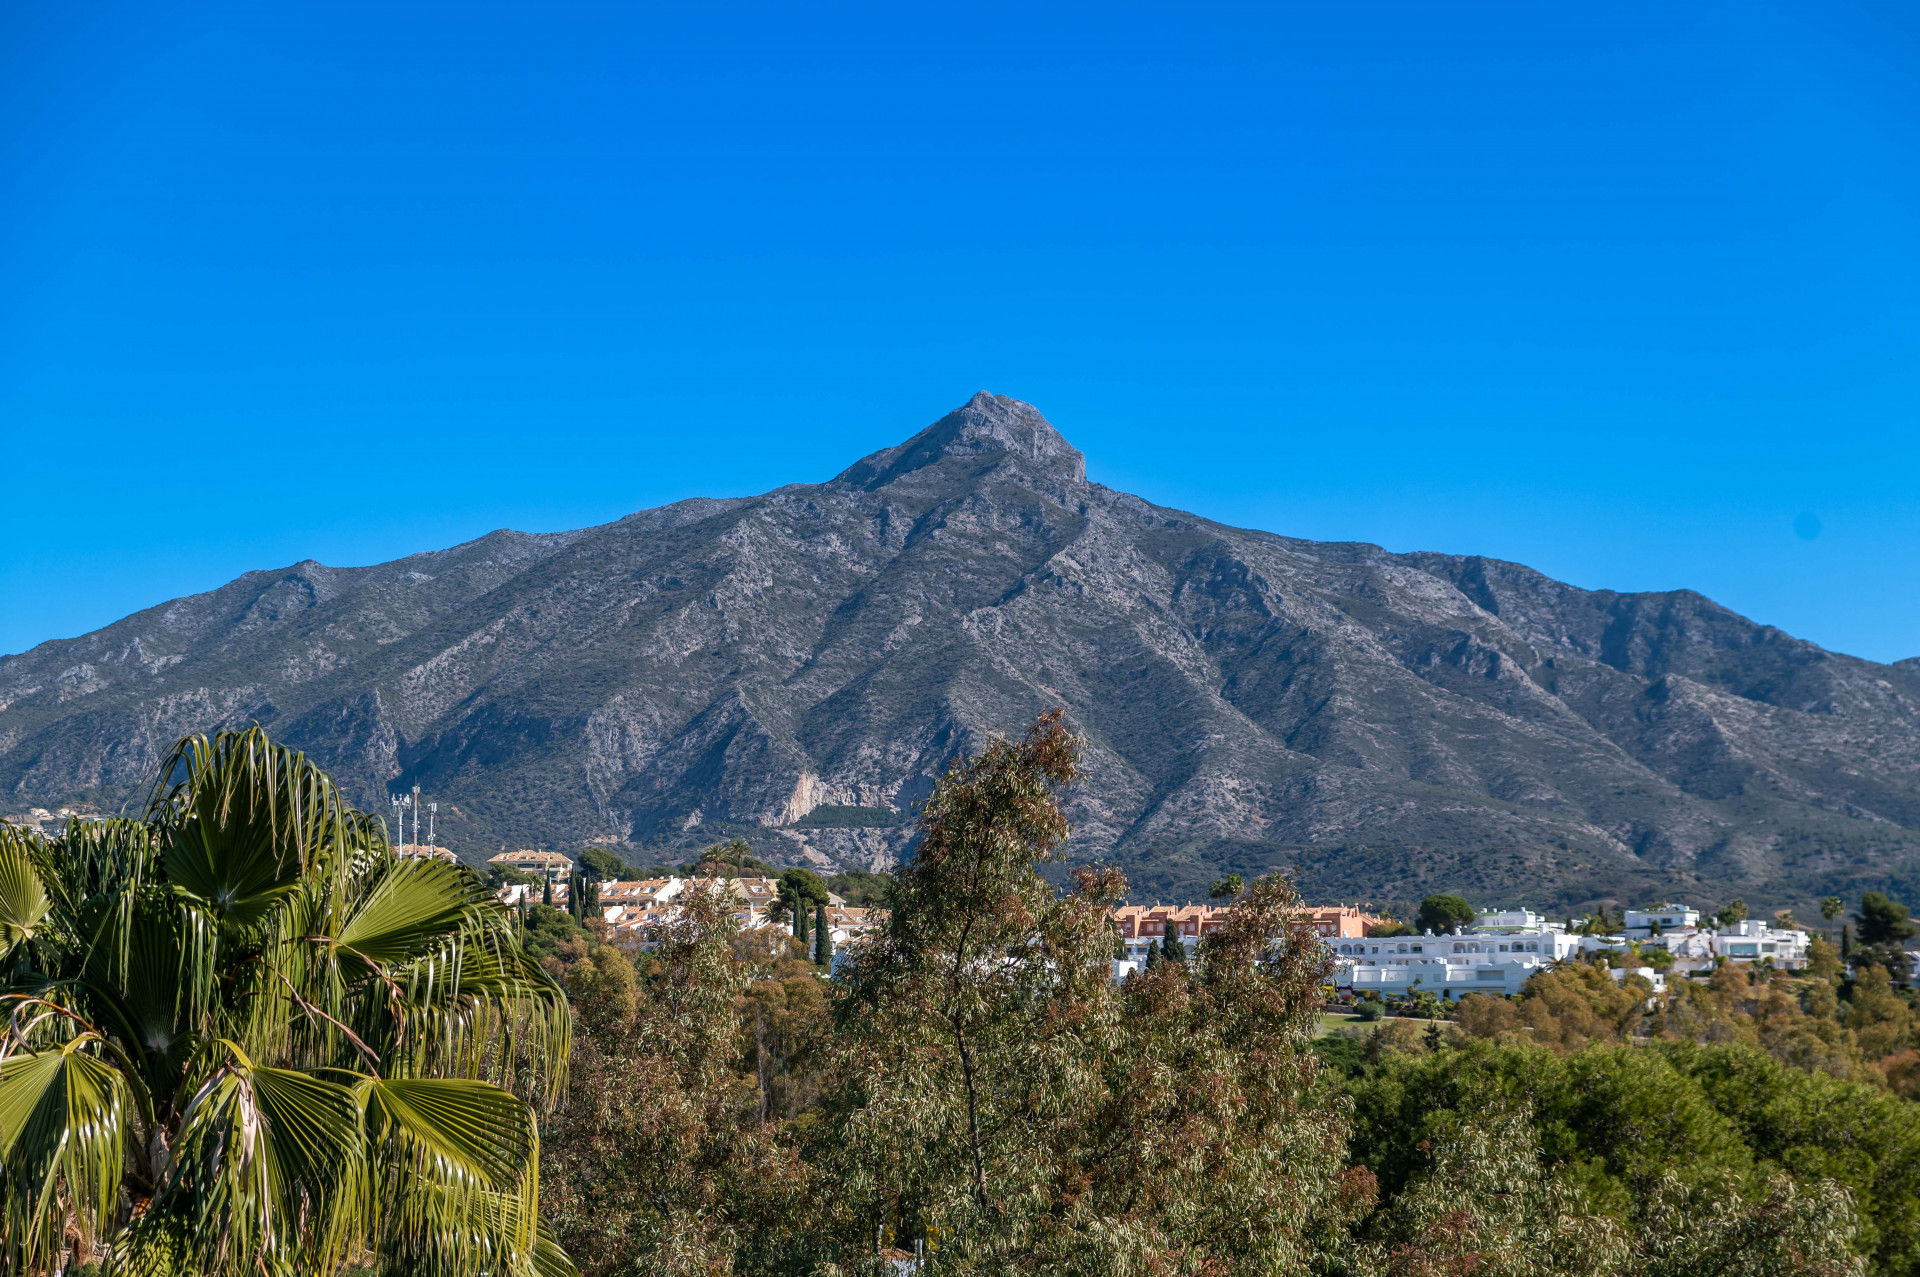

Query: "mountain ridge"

xmin=5 ymin=392 xmax=1918 ymax=913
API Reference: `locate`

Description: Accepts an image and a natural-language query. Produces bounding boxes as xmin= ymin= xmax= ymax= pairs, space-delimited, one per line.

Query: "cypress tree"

xmin=794 ymin=897 xmax=810 ymax=951
xmin=1160 ymin=919 xmax=1185 ymax=965
xmin=814 ymin=903 xmax=831 ymax=967
xmin=542 ymin=875 xmax=553 ymax=907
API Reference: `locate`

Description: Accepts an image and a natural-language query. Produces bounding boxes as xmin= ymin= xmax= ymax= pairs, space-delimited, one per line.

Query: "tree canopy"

xmin=1857 ymin=892 xmax=1917 ymax=947
xmin=576 ymin=846 xmax=640 ymax=882
xmin=1415 ymin=893 xmax=1477 ymax=935
xmin=529 ymin=708 xmax=1904 ymax=1275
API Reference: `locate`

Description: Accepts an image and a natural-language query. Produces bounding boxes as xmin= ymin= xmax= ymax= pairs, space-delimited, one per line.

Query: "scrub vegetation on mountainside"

xmin=7 ymin=394 xmax=1920 ymax=913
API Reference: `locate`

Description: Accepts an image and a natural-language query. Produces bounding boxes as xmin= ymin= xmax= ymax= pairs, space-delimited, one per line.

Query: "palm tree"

xmin=0 ymin=728 xmax=572 ymax=1276
xmin=1820 ymin=896 xmax=1845 ymax=927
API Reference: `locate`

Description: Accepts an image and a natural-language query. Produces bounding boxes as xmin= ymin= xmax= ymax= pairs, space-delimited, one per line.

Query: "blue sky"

xmin=4 ymin=1 xmax=1918 ymax=662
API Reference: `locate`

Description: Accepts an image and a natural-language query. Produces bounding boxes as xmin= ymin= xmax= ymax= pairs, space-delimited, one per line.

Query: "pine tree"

xmin=814 ymin=903 xmax=831 ymax=967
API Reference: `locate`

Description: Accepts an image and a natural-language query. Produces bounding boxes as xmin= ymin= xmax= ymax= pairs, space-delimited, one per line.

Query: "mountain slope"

xmin=5 ymin=393 xmax=1918 ymax=912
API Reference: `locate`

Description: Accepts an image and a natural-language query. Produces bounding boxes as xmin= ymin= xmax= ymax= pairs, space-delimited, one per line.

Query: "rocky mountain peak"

xmin=5 ymin=394 xmax=1918 ymax=911
xmin=834 ymin=391 xmax=1088 ymax=488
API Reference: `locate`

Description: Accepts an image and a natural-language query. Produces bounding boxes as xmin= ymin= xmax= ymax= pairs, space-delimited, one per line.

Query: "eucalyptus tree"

xmin=819 ymin=710 xmax=1356 ymax=1273
xmin=0 ymin=728 xmax=571 ymax=1276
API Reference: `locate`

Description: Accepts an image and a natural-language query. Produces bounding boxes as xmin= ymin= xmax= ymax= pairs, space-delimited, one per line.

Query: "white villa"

xmin=1710 ymin=919 xmax=1810 ymax=970
xmin=1625 ymin=904 xmax=1702 ymax=935
xmin=1473 ymin=908 xmax=1550 ymax=932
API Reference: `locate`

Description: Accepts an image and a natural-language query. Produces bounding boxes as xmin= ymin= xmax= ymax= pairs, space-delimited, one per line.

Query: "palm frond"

xmin=32 ymin=817 xmax=159 ymax=934
xmin=363 ymin=1076 xmax=538 ymax=1191
xmin=363 ymin=1077 xmax=543 ymax=1275
xmin=371 ymin=1171 xmax=554 ymax=1277
xmin=0 ymin=1038 xmax=132 ymax=1271
xmin=389 ymin=921 xmax=572 ymax=1102
xmin=149 ymin=728 xmax=374 ymax=931
xmin=158 ymin=1045 xmax=366 ymax=1275
xmin=80 ymin=890 xmax=195 ymax=1097
xmin=333 ymin=856 xmax=495 ymax=969
xmin=533 ymin=1216 xmax=581 ymax=1277
xmin=0 ymin=828 xmax=51 ymax=957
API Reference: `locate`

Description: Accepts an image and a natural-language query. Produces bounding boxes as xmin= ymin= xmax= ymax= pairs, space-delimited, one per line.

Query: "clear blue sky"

xmin=5 ymin=1 xmax=1918 ymax=662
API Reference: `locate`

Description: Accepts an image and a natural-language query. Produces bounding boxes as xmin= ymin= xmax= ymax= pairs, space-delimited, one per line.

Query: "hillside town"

xmin=470 ymin=843 xmax=1915 ymax=991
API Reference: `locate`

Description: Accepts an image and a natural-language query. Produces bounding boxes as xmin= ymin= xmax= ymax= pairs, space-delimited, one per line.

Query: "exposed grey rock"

xmin=4 ymin=393 xmax=1917 ymax=912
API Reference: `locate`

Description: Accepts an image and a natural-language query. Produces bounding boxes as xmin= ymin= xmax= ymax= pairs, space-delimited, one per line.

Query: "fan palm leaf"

xmin=0 ymin=830 xmax=51 ymax=958
xmin=149 ymin=730 xmax=354 ymax=930
xmin=0 ymin=1035 xmax=133 ymax=1271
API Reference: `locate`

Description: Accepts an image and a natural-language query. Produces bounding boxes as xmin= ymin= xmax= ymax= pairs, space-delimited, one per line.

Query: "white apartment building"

xmin=1331 ymin=926 xmax=1577 ymax=967
xmin=1348 ymin=956 xmax=1540 ymax=1000
xmin=1443 ymin=928 xmax=1582 ymax=961
xmin=1335 ymin=925 xmax=1572 ymax=1001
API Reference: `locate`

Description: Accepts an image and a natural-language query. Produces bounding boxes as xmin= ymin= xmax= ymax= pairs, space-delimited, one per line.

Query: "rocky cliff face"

xmin=5 ymin=393 xmax=1918 ymax=912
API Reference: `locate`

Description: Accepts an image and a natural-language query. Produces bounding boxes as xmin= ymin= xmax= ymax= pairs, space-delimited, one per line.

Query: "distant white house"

xmin=1474 ymin=908 xmax=1549 ymax=933
xmin=1711 ymin=919 xmax=1808 ymax=970
xmin=487 ymin=849 xmax=574 ymax=883
xmin=1625 ymin=904 xmax=1701 ymax=936
xmin=1642 ymin=929 xmax=1715 ymax=973
xmin=1609 ymin=965 xmax=1667 ymax=995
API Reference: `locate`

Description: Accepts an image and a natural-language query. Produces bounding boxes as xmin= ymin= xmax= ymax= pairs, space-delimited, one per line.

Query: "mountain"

xmin=5 ymin=393 xmax=1919 ymax=914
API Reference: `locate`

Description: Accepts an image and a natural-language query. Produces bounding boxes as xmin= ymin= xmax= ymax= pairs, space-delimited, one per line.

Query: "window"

xmin=1411 ymin=944 xmax=1423 ymax=954
xmin=1526 ymin=943 xmax=1538 ymax=952
xmin=1452 ymin=943 xmax=1464 ymax=953
xmin=1499 ymin=944 xmax=1509 ymax=952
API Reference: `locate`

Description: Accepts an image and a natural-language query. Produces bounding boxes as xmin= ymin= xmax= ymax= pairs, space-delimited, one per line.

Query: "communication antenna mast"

xmin=427 ymin=801 xmax=437 ymax=849
xmin=412 ymin=784 xmax=422 ymax=852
